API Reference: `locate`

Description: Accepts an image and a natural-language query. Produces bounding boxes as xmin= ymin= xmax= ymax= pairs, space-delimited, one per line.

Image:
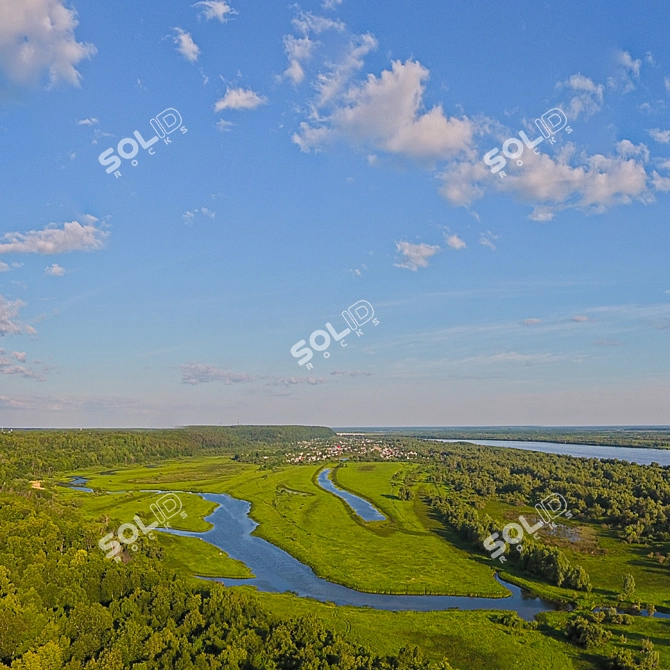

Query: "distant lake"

xmin=317 ymin=468 xmax=385 ymax=521
xmin=432 ymin=439 xmax=670 ymax=466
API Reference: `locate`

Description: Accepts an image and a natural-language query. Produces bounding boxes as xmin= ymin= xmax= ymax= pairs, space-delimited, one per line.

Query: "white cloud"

xmin=283 ymin=35 xmax=316 ymax=84
xmin=665 ymin=77 xmax=670 ymax=93
xmin=193 ymin=1 xmax=236 ymax=22
xmin=522 ymin=318 xmax=542 ymax=326
xmin=180 ymin=363 xmax=256 ymax=385
xmin=557 ymin=74 xmax=604 ymax=120
xmin=394 ymin=241 xmax=440 ymax=271
xmin=12 ymin=351 xmax=26 ymax=362
xmin=0 ymin=218 xmax=108 ymax=255
xmin=315 ymin=33 xmax=377 ymax=108
xmin=44 ymin=263 xmax=66 ymax=276
xmin=173 ymin=28 xmax=200 ymax=63
xmin=292 ymin=11 xmax=345 ymax=35
xmin=479 ymin=231 xmax=499 ymax=251
xmin=571 ymin=315 xmax=590 ymax=322
xmin=322 ymin=0 xmax=343 ymax=8
xmin=296 ymin=59 xmax=475 ymax=161
xmin=76 ymin=117 xmax=98 ymax=126
xmin=651 ymin=170 xmax=670 ymax=192
xmin=0 ymin=295 xmax=32 ymax=336
xmin=183 ymin=207 xmax=216 ymax=224
xmin=445 ymin=233 xmax=466 ymax=250
xmin=0 ymin=0 xmax=96 ymax=87
xmin=649 ymin=128 xmax=670 ymax=144
xmin=0 ymin=361 xmax=44 ymax=381
xmin=214 ymin=87 xmax=267 ymax=111
xmin=608 ymin=50 xmax=641 ymax=93
xmin=215 ymin=119 xmax=234 ymax=132
xmin=0 ymin=262 xmax=9 ymax=273
xmin=441 ymin=141 xmax=652 ymax=219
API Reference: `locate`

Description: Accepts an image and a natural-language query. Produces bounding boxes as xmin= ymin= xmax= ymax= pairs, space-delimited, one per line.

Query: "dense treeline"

xmin=421 ymin=443 xmax=670 ymax=543
xmin=0 ymin=426 xmax=334 ymax=485
xmin=428 ymin=495 xmax=591 ymax=591
xmin=0 ymin=491 xmax=450 ymax=670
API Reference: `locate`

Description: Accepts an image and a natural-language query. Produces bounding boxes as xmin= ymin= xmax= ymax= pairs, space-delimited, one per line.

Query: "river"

xmin=164 ymin=490 xmax=566 ymax=620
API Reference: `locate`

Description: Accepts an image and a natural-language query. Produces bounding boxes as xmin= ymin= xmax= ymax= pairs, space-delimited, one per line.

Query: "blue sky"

xmin=0 ymin=0 xmax=669 ymax=427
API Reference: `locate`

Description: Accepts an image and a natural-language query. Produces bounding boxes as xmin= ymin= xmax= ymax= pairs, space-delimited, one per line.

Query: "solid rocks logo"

xmin=98 ymin=108 xmax=188 ymax=178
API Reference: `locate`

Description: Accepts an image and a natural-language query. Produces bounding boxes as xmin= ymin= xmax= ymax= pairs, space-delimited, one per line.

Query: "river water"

xmin=164 ymin=491 xmax=566 ymax=620
xmin=432 ymin=439 xmax=670 ymax=466
xmin=317 ymin=468 xmax=386 ymax=521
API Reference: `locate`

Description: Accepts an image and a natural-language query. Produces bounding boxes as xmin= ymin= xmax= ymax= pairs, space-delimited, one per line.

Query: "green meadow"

xmin=59 ymin=455 xmax=670 ymax=669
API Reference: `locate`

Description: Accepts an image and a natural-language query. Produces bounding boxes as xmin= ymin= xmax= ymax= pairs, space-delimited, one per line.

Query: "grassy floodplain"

xmin=74 ymin=458 xmax=506 ymax=596
xmin=56 ymin=445 xmax=670 ymax=669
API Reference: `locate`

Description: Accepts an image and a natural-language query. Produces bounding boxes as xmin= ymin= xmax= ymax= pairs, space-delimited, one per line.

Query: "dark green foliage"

xmin=421 ymin=442 xmax=670 ymax=543
xmin=428 ymin=495 xmax=591 ymax=591
xmin=0 ymin=425 xmax=335 ymax=485
xmin=564 ymin=615 xmax=612 ymax=649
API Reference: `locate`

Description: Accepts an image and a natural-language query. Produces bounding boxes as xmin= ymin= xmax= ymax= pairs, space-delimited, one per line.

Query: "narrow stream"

xmin=317 ymin=468 xmax=385 ymax=521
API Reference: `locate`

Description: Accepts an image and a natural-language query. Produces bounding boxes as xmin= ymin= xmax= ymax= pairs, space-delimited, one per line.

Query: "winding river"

xmin=63 ymin=443 xmax=670 ymax=619
xmin=164 ymin=490 xmax=566 ymax=620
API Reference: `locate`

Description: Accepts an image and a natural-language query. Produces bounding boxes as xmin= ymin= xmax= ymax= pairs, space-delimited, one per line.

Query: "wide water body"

xmin=433 ymin=439 xmax=670 ymax=466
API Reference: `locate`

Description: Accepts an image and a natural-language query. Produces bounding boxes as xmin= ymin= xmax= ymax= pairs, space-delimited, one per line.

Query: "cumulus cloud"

xmin=295 ymin=59 xmax=475 ymax=161
xmin=522 ymin=318 xmax=542 ymax=326
xmin=557 ymin=74 xmax=604 ymax=119
xmin=571 ymin=315 xmax=590 ymax=322
xmin=193 ymin=1 xmax=236 ymax=22
xmin=0 ymin=0 xmax=96 ymax=87
xmin=322 ymin=0 xmax=343 ymax=8
xmin=0 ymin=295 xmax=33 ymax=336
xmin=394 ymin=241 xmax=440 ymax=271
xmin=173 ymin=28 xmax=200 ymax=63
xmin=442 ymin=141 xmax=653 ymax=220
xmin=76 ymin=117 xmax=98 ymax=126
xmin=214 ymin=87 xmax=267 ymax=111
xmin=44 ymin=263 xmax=66 ymax=276
xmin=0 ymin=217 xmax=108 ymax=255
xmin=0 ymin=262 xmax=9 ymax=273
xmin=649 ymin=128 xmax=670 ymax=144
xmin=445 ymin=233 xmax=466 ymax=250
xmin=180 ymin=363 xmax=256 ymax=385
xmin=12 ymin=351 xmax=26 ymax=362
